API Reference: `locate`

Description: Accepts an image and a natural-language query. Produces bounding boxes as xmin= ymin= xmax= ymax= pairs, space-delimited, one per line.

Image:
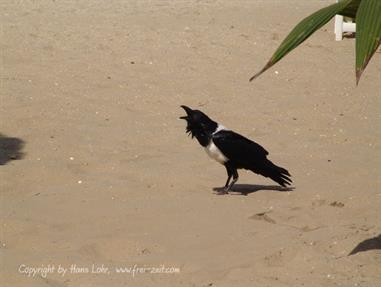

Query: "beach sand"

xmin=1 ymin=1 xmax=380 ymax=286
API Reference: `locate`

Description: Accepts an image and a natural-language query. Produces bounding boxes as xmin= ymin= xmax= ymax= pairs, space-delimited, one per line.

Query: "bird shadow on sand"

xmin=348 ymin=234 xmax=381 ymax=256
xmin=0 ymin=133 xmax=25 ymax=165
xmin=213 ymin=184 xmax=294 ymax=196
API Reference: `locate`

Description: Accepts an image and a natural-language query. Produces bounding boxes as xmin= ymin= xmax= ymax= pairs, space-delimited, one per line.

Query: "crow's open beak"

xmin=180 ymin=105 xmax=194 ymax=120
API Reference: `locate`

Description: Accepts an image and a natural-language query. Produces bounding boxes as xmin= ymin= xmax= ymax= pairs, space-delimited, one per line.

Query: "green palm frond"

xmin=250 ymin=0 xmax=381 ymax=85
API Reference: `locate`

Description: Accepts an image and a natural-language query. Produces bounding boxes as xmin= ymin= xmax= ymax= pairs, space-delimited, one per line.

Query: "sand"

xmin=1 ymin=1 xmax=380 ymax=286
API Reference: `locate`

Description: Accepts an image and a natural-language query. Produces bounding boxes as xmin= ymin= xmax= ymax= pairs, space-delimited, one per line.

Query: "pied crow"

xmin=180 ymin=105 xmax=292 ymax=194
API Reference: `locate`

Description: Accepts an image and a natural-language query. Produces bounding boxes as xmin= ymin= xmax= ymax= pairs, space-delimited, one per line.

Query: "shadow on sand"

xmin=0 ymin=133 xmax=25 ymax=165
xmin=213 ymin=184 xmax=294 ymax=196
xmin=349 ymin=234 xmax=381 ymax=256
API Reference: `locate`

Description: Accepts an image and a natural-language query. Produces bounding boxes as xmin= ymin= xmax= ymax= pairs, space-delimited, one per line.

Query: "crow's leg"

xmin=217 ymin=165 xmax=232 ymax=195
xmin=224 ymin=165 xmax=232 ymax=188
xmin=225 ymin=169 xmax=239 ymax=192
xmin=217 ymin=166 xmax=238 ymax=195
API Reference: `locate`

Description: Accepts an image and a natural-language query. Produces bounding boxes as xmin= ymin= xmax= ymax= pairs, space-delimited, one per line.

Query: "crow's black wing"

xmin=212 ymin=130 xmax=268 ymax=166
xmin=213 ymin=130 xmax=292 ymax=187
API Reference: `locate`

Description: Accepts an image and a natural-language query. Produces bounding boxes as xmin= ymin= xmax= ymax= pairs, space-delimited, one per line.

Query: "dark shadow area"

xmin=343 ymin=32 xmax=356 ymax=39
xmin=213 ymin=184 xmax=294 ymax=196
xmin=0 ymin=133 xmax=25 ymax=165
xmin=349 ymin=234 xmax=381 ymax=256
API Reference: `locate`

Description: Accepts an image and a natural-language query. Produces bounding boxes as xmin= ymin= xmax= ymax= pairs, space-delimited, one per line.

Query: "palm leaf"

xmin=355 ymin=0 xmax=381 ymax=84
xmin=250 ymin=0 xmax=354 ymax=81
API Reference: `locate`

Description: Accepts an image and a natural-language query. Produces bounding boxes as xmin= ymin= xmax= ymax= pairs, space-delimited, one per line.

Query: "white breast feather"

xmin=205 ymin=140 xmax=228 ymax=164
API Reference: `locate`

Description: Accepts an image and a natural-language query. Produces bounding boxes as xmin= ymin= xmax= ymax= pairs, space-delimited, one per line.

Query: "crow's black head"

xmin=180 ymin=105 xmax=218 ymax=146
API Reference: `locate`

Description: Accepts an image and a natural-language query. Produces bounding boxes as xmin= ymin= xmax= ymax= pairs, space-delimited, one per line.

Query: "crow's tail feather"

xmin=251 ymin=159 xmax=292 ymax=187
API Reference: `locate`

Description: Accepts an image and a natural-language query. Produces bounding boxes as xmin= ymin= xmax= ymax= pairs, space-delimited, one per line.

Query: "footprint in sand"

xmin=249 ymin=212 xmax=276 ymax=224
